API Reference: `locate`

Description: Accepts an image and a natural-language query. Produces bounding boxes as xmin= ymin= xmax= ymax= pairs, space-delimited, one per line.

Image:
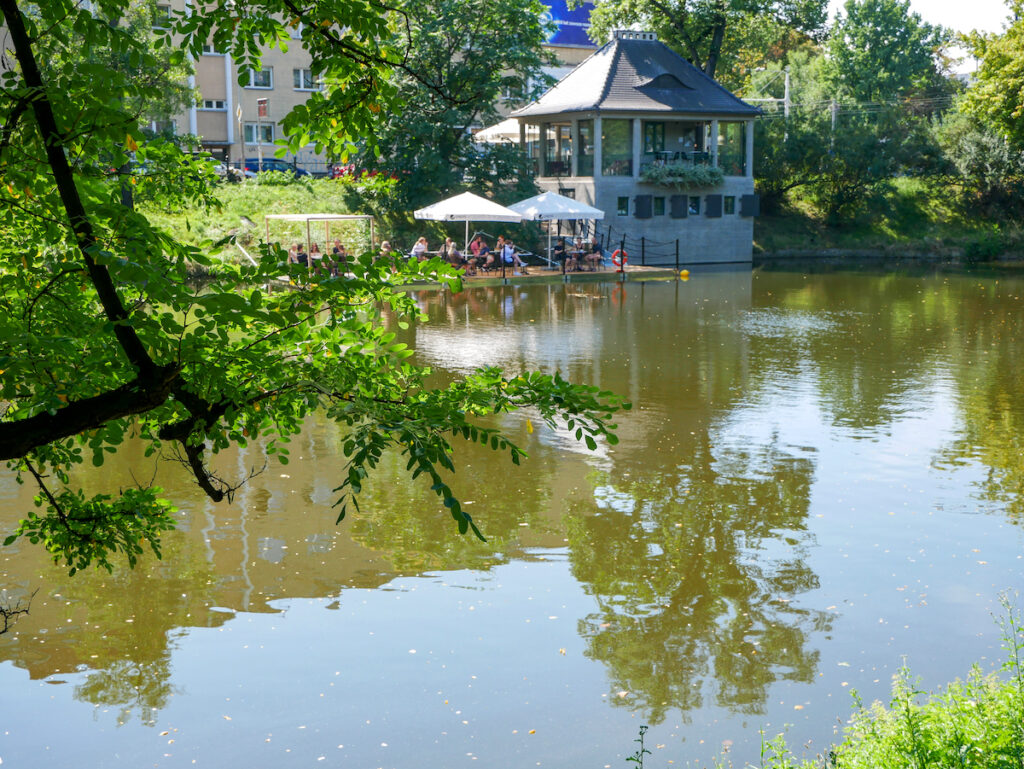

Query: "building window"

xmin=293 ymin=68 xmax=321 ymax=91
xmin=247 ymin=67 xmax=273 ymax=89
xmin=153 ymin=3 xmax=171 ymax=29
xmin=617 ymin=196 xmax=629 ymax=216
xmin=152 ymin=119 xmax=176 ymax=136
xmin=543 ymin=122 xmax=572 ymax=177
xmin=577 ymin=119 xmax=594 ymax=176
xmin=653 ymin=197 xmax=665 ymax=216
xmin=718 ymin=122 xmax=746 ymax=176
xmin=602 ymin=119 xmax=633 ymax=176
xmin=244 ymin=122 xmax=274 ymax=144
xmin=688 ymin=196 xmax=701 ymax=216
xmin=201 ymin=43 xmax=226 ymax=55
xmin=724 ymin=196 xmax=736 ymax=215
xmin=643 ymin=122 xmax=665 ymax=155
xmin=201 ymin=99 xmax=226 ymax=110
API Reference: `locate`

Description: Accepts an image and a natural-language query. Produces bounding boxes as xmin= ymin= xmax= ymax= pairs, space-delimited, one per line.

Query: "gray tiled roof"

xmin=512 ymin=33 xmax=759 ymax=119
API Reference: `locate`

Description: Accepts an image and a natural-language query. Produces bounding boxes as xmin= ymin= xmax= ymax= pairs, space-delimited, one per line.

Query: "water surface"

xmin=2 ymin=265 xmax=1024 ymax=767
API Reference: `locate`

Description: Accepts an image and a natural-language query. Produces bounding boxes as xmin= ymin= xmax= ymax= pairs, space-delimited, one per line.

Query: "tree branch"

xmin=0 ymin=365 xmax=181 ymax=462
xmin=0 ymin=0 xmax=159 ymax=381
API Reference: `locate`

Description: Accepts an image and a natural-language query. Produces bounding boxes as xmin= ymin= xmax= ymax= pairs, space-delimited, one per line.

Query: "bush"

xmin=705 ymin=594 xmax=1024 ymax=769
xmin=639 ymin=163 xmax=725 ymax=189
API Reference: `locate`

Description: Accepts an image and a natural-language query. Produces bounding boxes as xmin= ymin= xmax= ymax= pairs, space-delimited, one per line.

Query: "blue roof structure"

xmin=543 ymin=0 xmax=599 ymax=48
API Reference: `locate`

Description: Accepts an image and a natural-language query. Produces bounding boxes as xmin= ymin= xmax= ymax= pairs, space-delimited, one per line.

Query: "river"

xmin=2 ymin=263 xmax=1023 ymax=767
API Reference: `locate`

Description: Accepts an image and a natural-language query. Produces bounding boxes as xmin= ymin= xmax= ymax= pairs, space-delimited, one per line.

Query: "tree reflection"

xmin=74 ymin=657 xmax=175 ymax=726
xmin=567 ymin=433 xmax=828 ymax=724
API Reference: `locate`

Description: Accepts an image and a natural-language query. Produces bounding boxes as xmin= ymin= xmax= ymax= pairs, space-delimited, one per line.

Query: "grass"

xmin=755 ymin=178 xmax=1024 ymax=257
xmin=624 ymin=594 xmax=1024 ymax=769
xmin=142 ymin=175 xmax=362 ymax=256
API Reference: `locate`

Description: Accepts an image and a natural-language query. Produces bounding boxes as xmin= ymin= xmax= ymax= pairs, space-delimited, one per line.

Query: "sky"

xmin=827 ymin=0 xmax=1011 ymax=34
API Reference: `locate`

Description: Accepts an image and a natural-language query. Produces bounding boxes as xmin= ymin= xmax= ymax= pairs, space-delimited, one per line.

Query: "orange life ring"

xmin=611 ymin=249 xmax=628 ymax=269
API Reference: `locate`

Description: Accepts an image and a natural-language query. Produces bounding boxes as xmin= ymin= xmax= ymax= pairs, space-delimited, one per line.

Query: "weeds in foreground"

xmin=634 ymin=593 xmax=1024 ymax=769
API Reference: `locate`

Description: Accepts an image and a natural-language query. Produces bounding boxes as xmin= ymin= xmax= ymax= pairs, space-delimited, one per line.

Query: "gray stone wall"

xmin=539 ymin=176 xmax=755 ymax=265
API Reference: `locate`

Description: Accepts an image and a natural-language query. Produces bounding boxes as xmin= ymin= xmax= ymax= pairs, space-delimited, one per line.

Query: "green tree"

xmin=585 ymin=0 xmax=827 ymax=80
xmin=0 ymin=0 xmax=625 ymax=574
xmin=825 ymin=0 xmax=948 ymax=104
xmin=934 ymin=110 xmax=1024 ymax=218
xmin=349 ymin=0 xmax=554 ymax=211
xmin=960 ymin=2 xmax=1024 ymax=150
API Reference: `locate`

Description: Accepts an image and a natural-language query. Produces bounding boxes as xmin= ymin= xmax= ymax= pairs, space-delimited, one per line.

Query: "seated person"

xmin=309 ymin=242 xmax=324 ymax=273
xmin=331 ymin=239 xmax=348 ymax=275
xmin=375 ymin=240 xmax=398 ymax=271
xmin=467 ymin=239 xmax=489 ymax=275
xmin=411 ymin=236 xmax=428 ymax=260
xmin=497 ymin=236 xmax=528 ymax=274
xmin=478 ymin=241 xmax=495 ymax=272
xmin=441 ymin=237 xmax=467 ymax=269
xmin=552 ymin=238 xmax=566 ymax=267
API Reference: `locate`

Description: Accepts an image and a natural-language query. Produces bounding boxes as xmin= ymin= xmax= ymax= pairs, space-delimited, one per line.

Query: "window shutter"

xmin=670 ymin=195 xmax=688 ymax=219
xmin=705 ymin=194 xmax=723 ymax=218
xmin=740 ymin=194 xmax=760 ymax=217
xmin=634 ymin=194 xmax=653 ymax=219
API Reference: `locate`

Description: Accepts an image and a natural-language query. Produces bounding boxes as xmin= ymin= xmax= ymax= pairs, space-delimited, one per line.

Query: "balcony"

xmin=639 ymin=152 xmax=723 ymax=188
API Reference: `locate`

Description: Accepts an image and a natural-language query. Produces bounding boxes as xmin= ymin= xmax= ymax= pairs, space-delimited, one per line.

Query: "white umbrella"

xmin=473 ymin=118 xmax=538 ymax=144
xmin=414 ymin=191 xmax=523 ymax=252
xmin=509 ymin=192 xmax=605 ymax=268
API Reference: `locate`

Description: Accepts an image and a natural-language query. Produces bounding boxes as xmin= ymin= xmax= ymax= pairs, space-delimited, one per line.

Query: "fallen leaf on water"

xmin=529 ymin=730 xmax=536 ymax=735
xmin=223 ymin=715 xmax=232 ymax=720
xmin=617 ymin=691 xmax=629 ymax=698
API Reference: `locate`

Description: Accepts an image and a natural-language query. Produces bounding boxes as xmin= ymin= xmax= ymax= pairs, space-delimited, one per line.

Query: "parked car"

xmin=213 ymin=163 xmax=256 ymax=181
xmin=243 ymin=157 xmax=310 ymax=177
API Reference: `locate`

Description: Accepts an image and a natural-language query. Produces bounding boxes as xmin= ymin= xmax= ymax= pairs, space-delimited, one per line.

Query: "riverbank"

xmin=754 ymin=178 xmax=1024 ymax=261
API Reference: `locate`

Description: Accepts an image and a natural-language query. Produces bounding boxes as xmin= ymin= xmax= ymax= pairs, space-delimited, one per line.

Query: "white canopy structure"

xmin=414 ymin=191 xmax=523 ymax=250
xmin=472 ymin=118 xmax=538 ymax=144
xmin=509 ymin=192 xmax=605 ymax=267
xmin=509 ymin=191 xmax=604 ymax=222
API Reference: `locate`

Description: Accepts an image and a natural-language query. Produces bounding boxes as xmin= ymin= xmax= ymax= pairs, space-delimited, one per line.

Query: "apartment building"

xmin=172 ymin=0 xmax=598 ymax=173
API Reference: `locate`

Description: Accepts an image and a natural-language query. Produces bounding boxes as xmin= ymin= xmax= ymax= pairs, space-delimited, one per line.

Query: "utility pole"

xmin=256 ymin=97 xmax=268 ymax=173
xmin=783 ymin=66 xmax=791 ymax=141
xmin=783 ymin=67 xmax=791 ymax=120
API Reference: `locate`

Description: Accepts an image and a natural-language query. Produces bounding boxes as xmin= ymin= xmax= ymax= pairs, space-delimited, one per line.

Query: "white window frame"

xmin=247 ymin=67 xmax=273 ymax=89
xmin=153 ymin=3 xmax=171 ymax=30
xmin=293 ymin=68 xmax=321 ymax=91
xmin=201 ymin=43 xmax=225 ymax=56
xmin=243 ymin=122 xmax=274 ymax=144
xmin=151 ymin=119 xmax=177 ymax=135
xmin=200 ymin=99 xmax=227 ymax=110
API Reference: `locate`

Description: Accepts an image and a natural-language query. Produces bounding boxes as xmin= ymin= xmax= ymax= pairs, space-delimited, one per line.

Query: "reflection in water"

xmin=568 ymin=432 xmax=825 ymax=723
xmin=2 ymin=268 xmax=1024 ymax=767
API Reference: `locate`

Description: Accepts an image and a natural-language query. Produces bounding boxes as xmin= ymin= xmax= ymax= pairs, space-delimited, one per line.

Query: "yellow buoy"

xmin=680 ymin=269 xmax=690 ymax=279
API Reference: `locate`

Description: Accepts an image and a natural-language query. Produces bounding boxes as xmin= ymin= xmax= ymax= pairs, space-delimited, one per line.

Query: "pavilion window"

xmin=601 ymin=119 xmax=632 ymax=176
xmin=718 ymin=121 xmax=746 ymax=176
xmin=543 ymin=122 xmax=572 ymax=177
xmin=577 ymin=120 xmax=594 ymax=176
xmin=643 ymin=122 xmax=665 ymax=155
